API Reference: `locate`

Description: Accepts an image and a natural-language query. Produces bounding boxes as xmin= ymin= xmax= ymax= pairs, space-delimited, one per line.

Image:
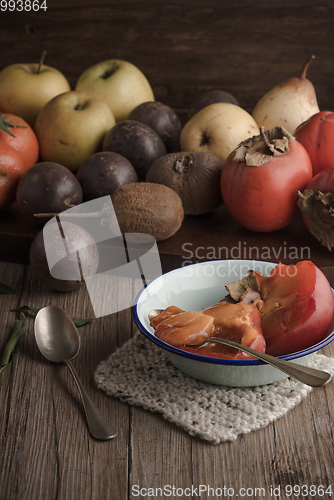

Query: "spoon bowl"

xmin=35 ymin=305 xmax=80 ymax=363
xmin=34 ymin=305 xmax=117 ymax=440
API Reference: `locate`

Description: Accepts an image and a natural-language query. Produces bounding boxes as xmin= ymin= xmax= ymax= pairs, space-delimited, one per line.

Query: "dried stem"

xmin=34 ymin=211 xmax=103 ymax=218
xmin=36 ymin=51 xmax=47 ymax=74
xmin=299 ymin=55 xmax=315 ymax=79
xmin=260 ymin=126 xmax=271 ymax=149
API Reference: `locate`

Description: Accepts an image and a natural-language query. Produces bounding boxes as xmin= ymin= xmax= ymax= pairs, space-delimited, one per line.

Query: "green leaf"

xmin=11 ymin=305 xmax=95 ymax=327
xmin=0 ymin=282 xmax=16 ymax=294
xmin=10 ymin=305 xmax=40 ymax=316
xmin=0 ymin=313 xmax=29 ymax=375
xmin=0 ymin=115 xmax=15 ymax=137
xmin=71 ymin=317 xmax=95 ymax=327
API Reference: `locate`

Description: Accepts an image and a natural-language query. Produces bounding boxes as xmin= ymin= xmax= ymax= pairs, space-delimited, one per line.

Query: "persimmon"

xmin=0 ymin=113 xmax=39 ymax=171
xmin=0 ymin=142 xmax=26 ymax=210
xmin=294 ymin=111 xmax=334 ymax=176
xmin=220 ymin=127 xmax=313 ymax=232
xmin=152 ymin=302 xmax=266 ymax=360
xmin=255 ymin=261 xmax=334 ymax=356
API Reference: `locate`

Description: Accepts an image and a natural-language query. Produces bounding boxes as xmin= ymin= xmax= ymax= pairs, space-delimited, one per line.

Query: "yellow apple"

xmin=180 ymin=103 xmax=260 ymax=163
xmin=35 ymin=91 xmax=116 ymax=172
xmin=75 ymin=59 xmax=155 ymax=122
xmin=0 ymin=62 xmax=71 ymax=128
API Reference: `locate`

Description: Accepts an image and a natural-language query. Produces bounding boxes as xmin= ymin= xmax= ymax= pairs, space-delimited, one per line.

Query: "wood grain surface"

xmin=1 ymin=261 xmax=334 ymax=500
xmin=1 ymin=1 xmax=334 ymax=499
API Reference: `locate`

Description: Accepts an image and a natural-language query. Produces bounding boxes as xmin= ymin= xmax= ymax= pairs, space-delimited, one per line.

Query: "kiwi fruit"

xmin=111 ymin=182 xmax=184 ymax=241
xmin=145 ymin=151 xmax=224 ymax=215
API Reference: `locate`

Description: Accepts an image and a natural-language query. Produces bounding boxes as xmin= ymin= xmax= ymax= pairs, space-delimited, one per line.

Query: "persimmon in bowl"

xmin=132 ymin=260 xmax=334 ymax=387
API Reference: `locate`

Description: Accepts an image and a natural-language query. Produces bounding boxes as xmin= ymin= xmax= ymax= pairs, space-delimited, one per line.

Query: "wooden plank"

xmin=1 ymin=204 xmax=333 ymax=285
xmin=129 ymin=407 xmax=193 ymax=496
xmin=1 ymin=264 xmax=334 ymax=498
xmin=0 ymin=266 xmax=133 ymax=500
xmin=190 ymin=342 xmax=334 ymax=495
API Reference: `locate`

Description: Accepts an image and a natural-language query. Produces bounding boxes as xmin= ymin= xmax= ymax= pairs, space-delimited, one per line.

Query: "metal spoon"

xmin=149 ymin=309 xmax=332 ymax=387
xmin=34 ymin=305 xmax=117 ymax=440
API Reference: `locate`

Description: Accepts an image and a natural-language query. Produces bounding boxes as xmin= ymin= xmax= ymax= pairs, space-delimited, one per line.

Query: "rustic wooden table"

xmin=1 ymin=216 xmax=334 ymax=500
xmin=1 ymin=1 xmax=334 ymax=498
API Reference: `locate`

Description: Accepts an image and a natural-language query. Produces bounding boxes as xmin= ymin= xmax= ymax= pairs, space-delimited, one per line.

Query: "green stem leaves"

xmin=0 ymin=115 xmax=15 ymax=137
xmin=0 ymin=303 xmax=95 ymax=377
xmin=0 ymin=282 xmax=16 ymax=294
xmin=0 ymin=313 xmax=29 ymax=375
xmin=11 ymin=305 xmax=95 ymax=327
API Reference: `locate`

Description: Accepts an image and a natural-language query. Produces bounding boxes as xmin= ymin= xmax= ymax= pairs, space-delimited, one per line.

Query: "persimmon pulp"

xmin=151 ymin=302 xmax=266 ymax=360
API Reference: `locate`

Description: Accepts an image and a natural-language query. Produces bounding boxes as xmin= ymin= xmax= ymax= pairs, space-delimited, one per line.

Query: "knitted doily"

xmin=94 ymin=333 xmax=334 ymax=444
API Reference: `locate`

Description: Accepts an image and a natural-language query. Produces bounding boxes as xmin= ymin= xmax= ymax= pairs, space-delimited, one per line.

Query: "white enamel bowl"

xmin=133 ymin=260 xmax=334 ymax=387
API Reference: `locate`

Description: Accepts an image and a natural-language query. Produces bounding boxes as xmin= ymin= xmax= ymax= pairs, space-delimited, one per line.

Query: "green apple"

xmin=35 ymin=90 xmax=116 ymax=172
xmin=0 ymin=61 xmax=71 ymax=128
xmin=75 ymin=59 xmax=155 ymax=122
xmin=180 ymin=102 xmax=260 ymax=163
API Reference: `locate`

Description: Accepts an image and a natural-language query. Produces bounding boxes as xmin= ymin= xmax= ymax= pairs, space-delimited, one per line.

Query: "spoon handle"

xmin=66 ymin=360 xmax=117 ymax=440
xmin=187 ymin=338 xmax=332 ymax=387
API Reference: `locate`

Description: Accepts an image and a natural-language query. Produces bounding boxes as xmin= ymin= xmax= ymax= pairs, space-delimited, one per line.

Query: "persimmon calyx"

xmin=232 ymin=126 xmax=294 ymax=167
xmin=224 ymin=270 xmax=259 ymax=301
xmin=298 ymin=187 xmax=334 ymax=251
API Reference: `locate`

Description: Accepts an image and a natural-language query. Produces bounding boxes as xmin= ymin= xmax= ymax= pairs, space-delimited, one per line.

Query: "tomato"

xmin=151 ymin=302 xmax=266 ymax=360
xmin=255 ymin=261 xmax=334 ymax=356
xmin=294 ymin=111 xmax=334 ymax=176
xmin=297 ymin=166 xmax=334 ymax=251
xmin=0 ymin=142 xmax=25 ymax=210
xmin=220 ymin=127 xmax=313 ymax=232
xmin=0 ymin=113 xmax=39 ymax=171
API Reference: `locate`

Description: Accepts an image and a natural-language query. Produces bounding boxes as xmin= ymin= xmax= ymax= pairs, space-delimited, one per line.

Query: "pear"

xmin=252 ymin=56 xmax=320 ymax=135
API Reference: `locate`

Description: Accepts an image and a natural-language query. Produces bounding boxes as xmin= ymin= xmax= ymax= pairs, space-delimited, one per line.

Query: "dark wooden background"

xmin=2 ymin=0 xmax=334 ymax=120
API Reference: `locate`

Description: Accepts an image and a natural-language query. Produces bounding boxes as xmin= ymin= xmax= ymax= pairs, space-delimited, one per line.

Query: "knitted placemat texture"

xmin=94 ymin=333 xmax=334 ymax=444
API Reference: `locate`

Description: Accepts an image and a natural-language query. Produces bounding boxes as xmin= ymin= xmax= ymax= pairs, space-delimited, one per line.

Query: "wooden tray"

xmin=1 ymin=202 xmax=333 ymax=280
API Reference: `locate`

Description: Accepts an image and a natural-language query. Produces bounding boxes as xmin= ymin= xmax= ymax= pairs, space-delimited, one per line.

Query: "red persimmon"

xmin=0 ymin=142 xmax=26 ymax=210
xmin=220 ymin=127 xmax=313 ymax=232
xmin=294 ymin=111 xmax=334 ymax=176
xmin=0 ymin=113 xmax=39 ymax=171
xmin=255 ymin=261 xmax=334 ymax=356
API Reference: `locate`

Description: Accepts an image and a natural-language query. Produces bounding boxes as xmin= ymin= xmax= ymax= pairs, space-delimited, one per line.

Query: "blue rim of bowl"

xmin=132 ymin=261 xmax=334 ymax=366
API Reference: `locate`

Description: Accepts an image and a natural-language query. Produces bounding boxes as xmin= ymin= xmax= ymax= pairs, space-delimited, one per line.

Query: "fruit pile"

xmin=0 ymin=53 xmax=333 ymax=291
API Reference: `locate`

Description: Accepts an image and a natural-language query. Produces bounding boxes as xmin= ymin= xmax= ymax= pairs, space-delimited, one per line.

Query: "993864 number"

xmin=285 ymin=484 xmax=332 ymax=496
xmin=1 ymin=0 xmax=47 ymax=10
